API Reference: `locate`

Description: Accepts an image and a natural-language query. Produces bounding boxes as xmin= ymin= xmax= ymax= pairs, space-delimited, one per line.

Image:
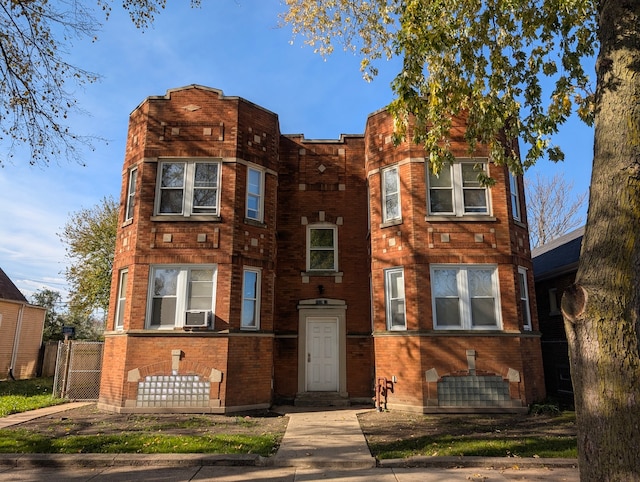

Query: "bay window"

xmin=385 ymin=267 xmax=406 ymax=330
xmin=246 ymin=166 xmax=264 ymax=222
xmin=509 ymin=171 xmax=521 ymax=221
xmin=382 ymin=166 xmax=401 ymax=223
xmin=427 ymin=160 xmax=489 ymax=216
xmin=115 ymin=269 xmax=128 ymax=330
xmin=241 ymin=268 xmax=261 ymax=330
xmin=147 ymin=265 xmax=216 ymax=329
xmin=518 ymin=267 xmax=532 ymax=330
xmin=155 ymin=160 xmax=220 ymax=216
xmin=125 ymin=168 xmax=137 ymax=221
xmin=431 ymin=265 xmax=501 ymax=329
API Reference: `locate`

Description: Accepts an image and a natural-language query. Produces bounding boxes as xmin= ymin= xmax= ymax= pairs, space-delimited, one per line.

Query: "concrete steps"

xmin=294 ymin=392 xmax=350 ymax=408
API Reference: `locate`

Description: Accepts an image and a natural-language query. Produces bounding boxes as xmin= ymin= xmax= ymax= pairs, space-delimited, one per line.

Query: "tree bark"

xmin=563 ymin=1 xmax=640 ymax=480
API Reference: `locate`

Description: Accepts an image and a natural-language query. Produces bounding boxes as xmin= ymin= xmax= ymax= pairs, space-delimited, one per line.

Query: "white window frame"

xmin=125 ymin=167 xmax=137 ymax=222
xmin=155 ymin=160 xmax=221 ymax=217
xmin=381 ymin=165 xmax=401 ymax=222
xmin=509 ymin=171 xmax=521 ymax=221
xmin=518 ymin=267 xmax=532 ymax=330
xmin=427 ymin=160 xmax=490 ymax=216
xmin=241 ymin=268 xmax=261 ymax=330
xmin=431 ymin=264 xmax=502 ymax=330
xmin=146 ymin=265 xmax=217 ymax=330
xmin=385 ymin=267 xmax=407 ymax=331
xmin=246 ymin=166 xmax=265 ymax=222
xmin=115 ymin=269 xmax=128 ymax=330
xmin=307 ymin=224 xmax=338 ymax=272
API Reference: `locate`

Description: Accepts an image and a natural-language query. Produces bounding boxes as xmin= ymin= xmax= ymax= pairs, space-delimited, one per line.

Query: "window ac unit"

xmin=185 ymin=310 xmax=211 ymax=328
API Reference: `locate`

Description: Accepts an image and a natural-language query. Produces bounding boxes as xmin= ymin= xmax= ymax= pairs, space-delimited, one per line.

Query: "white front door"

xmin=306 ymin=318 xmax=338 ymax=391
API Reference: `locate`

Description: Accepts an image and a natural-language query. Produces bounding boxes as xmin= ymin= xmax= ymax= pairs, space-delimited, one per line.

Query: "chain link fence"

xmin=53 ymin=341 xmax=104 ymax=400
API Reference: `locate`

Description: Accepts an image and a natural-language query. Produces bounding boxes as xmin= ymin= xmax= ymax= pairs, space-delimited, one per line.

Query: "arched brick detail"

xmin=126 ymin=360 xmax=224 ymax=409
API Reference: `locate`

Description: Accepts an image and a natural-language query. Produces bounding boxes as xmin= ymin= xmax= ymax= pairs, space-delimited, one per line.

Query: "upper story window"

xmin=246 ymin=167 xmax=264 ymax=222
xmin=114 ymin=269 xmax=128 ymax=330
xmin=509 ymin=172 xmax=521 ymax=221
xmin=431 ymin=265 xmax=501 ymax=330
xmin=427 ymin=161 xmax=489 ymax=216
xmin=385 ymin=267 xmax=406 ymax=330
xmin=125 ymin=168 xmax=137 ymax=222
xmin=241 ymin=268 xmax=261 ymax=330
xmin=307 ymin=224 xmax=338 ymax=272
xmin=382 ymin=166 xmax=401 ymax=223
xmin=147 ymin=265 xmax=216 ymax=329
xmin=518 ymin=267 xmax=532 ymax=330
xmin=155 ymin=160 xmax=220 ymax=216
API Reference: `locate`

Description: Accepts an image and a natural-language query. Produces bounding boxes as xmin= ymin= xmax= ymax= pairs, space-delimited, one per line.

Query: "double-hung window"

xmin=385 ymin=267 xmax=406 ymax=330
xmin=382 ymin=166 xmax=401 ymax=223
xmin=509 ymin=172 xmax=521 ymax=221
xmin=125 ymin=168 xmax=137 ymax=222
xmin=241 ymin=268 xmax=261 ymax=330
xmin=427 ymin=161 xmax=489 ymax=216
xmin=156 ymin=160 xmax=220 ymax=216
xmin=307 ymin=225 xmax=338 ymax=271
xmin=148 ymin=265 xmax=216 ymax=329
xmin=518 ymin=267 xmax=532 ymax=330
xmin=246 ymin=167 xmax=264 ymax=222
xmin=115 ymin=269 xmax=128 ymax=330
xmin=431 ymin=265 xmax=501 ymax=329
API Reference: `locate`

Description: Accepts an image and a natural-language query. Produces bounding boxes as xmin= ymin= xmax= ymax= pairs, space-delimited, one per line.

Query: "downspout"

xmin=9 ymin=302 xmax=26 ymax=380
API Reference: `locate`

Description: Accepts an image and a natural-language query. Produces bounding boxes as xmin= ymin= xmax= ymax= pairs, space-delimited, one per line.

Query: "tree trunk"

xmin=562 ymin=1 xmax=640 ymax=480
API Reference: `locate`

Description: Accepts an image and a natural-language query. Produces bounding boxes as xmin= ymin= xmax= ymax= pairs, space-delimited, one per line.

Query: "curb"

xmin=0 ymin=453 xmax=577 ymax=470
xmin=0 ymin=453 xmax=267 ymax=468
xmin=379 ymin=455 xmax=578 ymax=469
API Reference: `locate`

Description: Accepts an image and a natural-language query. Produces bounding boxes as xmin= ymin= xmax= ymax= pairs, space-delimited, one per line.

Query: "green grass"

xmin=368 ymin=411 xmax=578 ymax=459
xmin=0 ymin=429 xmax=280 ymax=456
xmin=370 ymin=434 xmax=577 ymax=459
xmin=0 ymin=378 xmax=66 ymax=417
xmin=0 ymin=379 xmax=283 ymax=456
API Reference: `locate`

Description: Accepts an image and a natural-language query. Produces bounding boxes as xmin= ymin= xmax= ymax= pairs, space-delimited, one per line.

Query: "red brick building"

xmin=98 ymin=85 xmax=545 ymax=413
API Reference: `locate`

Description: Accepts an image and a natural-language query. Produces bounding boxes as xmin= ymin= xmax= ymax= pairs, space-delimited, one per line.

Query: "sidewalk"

xmin=0 ymin=403 xmax=580 ymax=481
xmin=0 ymin=402 xmax=93 ymax=429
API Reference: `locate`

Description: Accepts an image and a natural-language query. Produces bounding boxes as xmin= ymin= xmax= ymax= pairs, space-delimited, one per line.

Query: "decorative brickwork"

xmin=100 ymin=85 xmax=545 ymax=414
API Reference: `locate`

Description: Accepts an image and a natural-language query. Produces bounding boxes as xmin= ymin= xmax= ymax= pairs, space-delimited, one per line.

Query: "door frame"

xmin=297 ymin=298 xmax=347 ymax=396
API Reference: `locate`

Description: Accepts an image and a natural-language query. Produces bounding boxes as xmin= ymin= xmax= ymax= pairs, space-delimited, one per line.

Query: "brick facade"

xmin=98 ymin=85 xmax=545 ymax=413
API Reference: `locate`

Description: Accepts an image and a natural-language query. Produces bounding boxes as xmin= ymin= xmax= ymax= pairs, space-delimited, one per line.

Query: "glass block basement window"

xmin=136 ymin=374 xmax=210 ymax=408
xmin=438 ymin=375 xmax=511 ymax=407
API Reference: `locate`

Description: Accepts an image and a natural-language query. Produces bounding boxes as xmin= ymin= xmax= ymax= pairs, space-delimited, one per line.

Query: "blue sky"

xmin=0 ymin=1 xmax=594 ymax=301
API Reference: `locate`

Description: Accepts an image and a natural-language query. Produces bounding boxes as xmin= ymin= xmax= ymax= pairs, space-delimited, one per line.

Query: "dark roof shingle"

xmin=532 ymin=226 xmax=584 ymax=281
xmin=0 ymin=268 xmax=27 ymax=303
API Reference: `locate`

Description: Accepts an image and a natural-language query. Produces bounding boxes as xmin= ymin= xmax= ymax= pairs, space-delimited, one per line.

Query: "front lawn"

xmin=0 ymin=378 xmax=65 ymax=417
xmin=359 ymin=410 xmax=578 ymax=459
xmin=0 ymin=429 xmax=280 ymax=456
xmin=0 ymin=403 xmax=288 ymax=456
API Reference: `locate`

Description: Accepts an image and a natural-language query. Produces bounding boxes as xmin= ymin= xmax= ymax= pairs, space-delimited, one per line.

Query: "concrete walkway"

xmin=0 ymin=403 xmax=580 ymax=481
xmin=272 ymin=407 xmax=376 ymax=468
xmin=0 ymin=402 xmax=93 ymax=429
